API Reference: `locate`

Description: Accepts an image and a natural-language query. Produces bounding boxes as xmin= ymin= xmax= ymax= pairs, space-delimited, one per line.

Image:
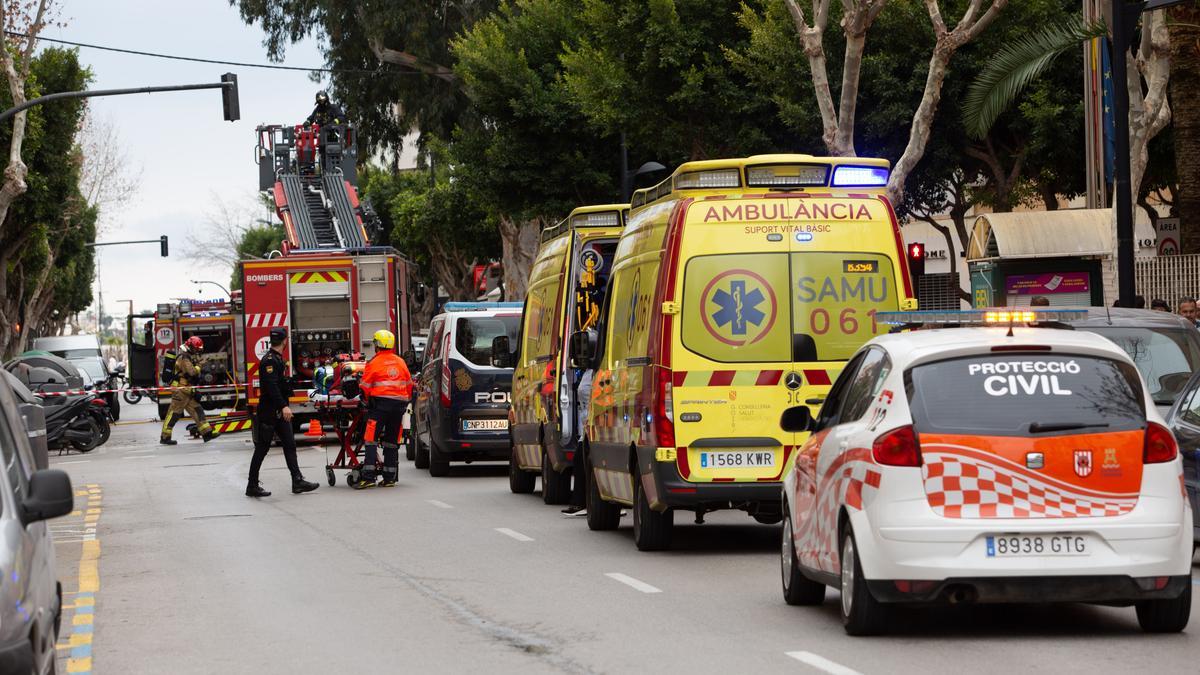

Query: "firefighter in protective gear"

xmin=160 ymin=336 xmax=217 ymax=445
xmin=305 ymin=90 xmax=346 ymax=127
xmin=353 ymin=329 xmax=412 ymax=488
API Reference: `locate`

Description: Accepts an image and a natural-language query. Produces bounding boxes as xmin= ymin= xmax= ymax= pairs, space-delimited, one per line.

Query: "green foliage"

xmin=963 ymin=19 xmax=1108 ymax=140
xmin=229 ymin=223 xmax=286 ymax=291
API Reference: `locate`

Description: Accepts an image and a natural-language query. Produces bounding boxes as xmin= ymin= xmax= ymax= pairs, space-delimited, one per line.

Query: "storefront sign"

xmin=1004 ymin=272 xmax=1090 ymax=295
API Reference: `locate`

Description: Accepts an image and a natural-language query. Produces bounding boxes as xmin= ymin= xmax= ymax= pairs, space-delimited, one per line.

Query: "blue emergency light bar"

xmin=876 ymin=309 xmax=1089 ymax=325
xmin=444 ymin=302 xmax=524 ymax=312
xmin=831 ymin=165 xmax=890 ymax=187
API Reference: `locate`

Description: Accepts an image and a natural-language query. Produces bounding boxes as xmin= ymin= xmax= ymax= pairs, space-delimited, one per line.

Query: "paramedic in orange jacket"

xmin=354 ymin=329 xmax=413 ymax=488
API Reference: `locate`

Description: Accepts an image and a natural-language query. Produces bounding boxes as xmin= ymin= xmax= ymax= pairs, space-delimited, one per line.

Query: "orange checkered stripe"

xmin=289 ymin=270 xmax=348 ymax=283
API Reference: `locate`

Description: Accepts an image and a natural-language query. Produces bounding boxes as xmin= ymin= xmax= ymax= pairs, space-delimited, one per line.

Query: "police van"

xmin=573 ymin=155 xmax=918 ymax=550
xmin=411 ymin=302 xmax=521 ymax=476
xmin=500 ymin=204 xmax=627 ymax=503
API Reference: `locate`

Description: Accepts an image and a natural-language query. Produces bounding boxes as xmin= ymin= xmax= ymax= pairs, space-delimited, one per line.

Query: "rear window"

xmin=1075 ymin=326 xmax=1200 ymax=406
xmin=908 ymin=353 xmax=1145 ymax=437
xmin=681 ymin=251 xmax=897 ymax=363
xmin=455 ymin=316 xmax=521 ymax=367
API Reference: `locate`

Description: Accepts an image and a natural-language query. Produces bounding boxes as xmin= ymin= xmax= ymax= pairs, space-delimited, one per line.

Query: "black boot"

xmin=202 ymin=429 xmax=219 ymax=443
xmin=246 ymin=481 xmax=271 ymax=498
xmin=379 ymin=468 xmax=398 ymax=487
xmin=160 ymin=438 xmax=178 ymax=446
xmin=292 ymin=475 xmax=318 ymax=494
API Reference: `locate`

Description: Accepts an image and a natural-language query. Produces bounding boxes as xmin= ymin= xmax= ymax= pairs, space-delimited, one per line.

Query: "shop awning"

xmin=966 ymin=209 xmax=1113 ymax=262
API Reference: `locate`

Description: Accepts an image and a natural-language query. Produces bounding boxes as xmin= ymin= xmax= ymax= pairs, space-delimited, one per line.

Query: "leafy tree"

xmin=229 ymin=223 xmax=286 ymax=291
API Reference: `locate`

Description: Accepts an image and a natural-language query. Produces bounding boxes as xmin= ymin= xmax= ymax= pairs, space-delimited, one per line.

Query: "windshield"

xmin=681 ymin=251 xmax=896 ymax=363
xmin=455 ymin=315 xmax=521 ymax=367
xmin=51 ymin=348 xmax=101 ymax=360
xmin=69 ymin=357 xmax=107 ymax=380
xmin=1076 ymin=326 xmax=1200 ymax=406
xmin=908 ymin=353 xmax=1145 ymax=437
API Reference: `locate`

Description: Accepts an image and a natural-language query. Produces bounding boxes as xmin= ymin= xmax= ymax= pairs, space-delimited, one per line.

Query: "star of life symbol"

xmin=711 ymin=280 xmax=766 ymax=336
xmin=699 ymin=269 xmax=778 ymax=347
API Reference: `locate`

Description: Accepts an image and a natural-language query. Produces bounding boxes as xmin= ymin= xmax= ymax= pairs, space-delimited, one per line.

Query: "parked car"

xmin=1068 ymin=308 xmax=1200 ymax=416
xmin=0 ymin=363 xmax=75 ymax=673
xmin=31 ymin=335 xmax=120 ymax=421
xmin=412 ymin=303 xmax=520 ymax=477
xmin=1164 ymin=368 xmax=1200 ymax=545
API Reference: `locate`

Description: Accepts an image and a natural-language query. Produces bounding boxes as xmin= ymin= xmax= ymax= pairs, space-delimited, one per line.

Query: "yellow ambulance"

xmin=504 ymin=204 xmax=628 ymax=504
xmin=572 ymin=155 xmax=918 ymax=550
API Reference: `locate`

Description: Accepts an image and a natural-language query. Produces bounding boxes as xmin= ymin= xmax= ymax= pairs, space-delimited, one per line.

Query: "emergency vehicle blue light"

xmin=831 ymin=166 xmax=889 ymax=187
xmin=444 ymin=302 xmax=524 ymax=312
xmin=876 ymin=309 xmax=1088 ymax=325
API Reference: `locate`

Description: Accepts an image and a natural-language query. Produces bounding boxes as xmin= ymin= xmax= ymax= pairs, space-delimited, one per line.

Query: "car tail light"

xmin=440 ymin=333 xmax=451 ymax=408
xmin=872 ymin=425 xmax=921 ymax=467
xmin=1144 ymin=422 xmax=1177 ymax=464
xmin=655 ymin=368 xmax=675 ymax=448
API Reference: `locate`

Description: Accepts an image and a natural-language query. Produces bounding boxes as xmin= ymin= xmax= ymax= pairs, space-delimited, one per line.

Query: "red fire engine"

xmin=146 ymin=296 xmax=246 ymax=419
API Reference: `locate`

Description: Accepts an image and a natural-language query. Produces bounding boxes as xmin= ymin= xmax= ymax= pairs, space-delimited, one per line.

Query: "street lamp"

xmin=190 ymin=279 xmax=231 ymax=297
xmin=619 ymin=132 xmax=667 ymax=202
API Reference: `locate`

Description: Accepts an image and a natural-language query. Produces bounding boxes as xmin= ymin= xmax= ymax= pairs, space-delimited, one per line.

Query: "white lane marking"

xmin=427 ymin=499 xmax=453 ymax=509
xmin=786 ymin=651 xmax=863 ymax=675
xmin=604 ymin=572 xmax=662 ymax=594
xmin=123 ymin=455 xmax=157 ymax=459
xmin=494 ymin=527 xmax=534 ymax=542
xmin=55 ymin=460 xmax=91 ymax=465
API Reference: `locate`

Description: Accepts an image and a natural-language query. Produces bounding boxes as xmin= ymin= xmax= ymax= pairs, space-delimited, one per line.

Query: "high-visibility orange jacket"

xmin=360 ymin=350 xmax=413 ymax=401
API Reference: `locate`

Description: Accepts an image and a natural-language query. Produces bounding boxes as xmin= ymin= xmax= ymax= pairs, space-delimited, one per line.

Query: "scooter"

xmin=87 ymin=397 xmax=112 ymax=447
xmin=38 ymin=388 xmax=103 ymax=452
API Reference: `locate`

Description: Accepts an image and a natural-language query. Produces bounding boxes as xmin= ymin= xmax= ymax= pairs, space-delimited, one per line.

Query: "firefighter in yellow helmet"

xmin=354 ymin=329 xmax=413 ymax=488
xmin=160 ymin=336 xmax=216 ymax=445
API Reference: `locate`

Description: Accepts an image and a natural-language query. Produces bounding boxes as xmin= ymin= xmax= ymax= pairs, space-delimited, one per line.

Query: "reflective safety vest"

xmin=360 ymin=351 xmax=413 ymax=401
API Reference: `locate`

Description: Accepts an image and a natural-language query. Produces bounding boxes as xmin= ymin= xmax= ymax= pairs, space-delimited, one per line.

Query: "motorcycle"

xmin=37 ymin=386 xmax=103 ymax=453
xmin=88 ymin=397 xmax=113 ymax=447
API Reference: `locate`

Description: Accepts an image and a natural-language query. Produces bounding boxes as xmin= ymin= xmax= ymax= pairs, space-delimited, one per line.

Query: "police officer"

xmin=354 ymin=330 xmax=412 ymax=489
xmin=161 ymin=336 xmax=217 ymax=445
xmin=305 ymin=91 xmax=346 ymax=127
xmin=246 ymin=327 xmax=319 ymax=497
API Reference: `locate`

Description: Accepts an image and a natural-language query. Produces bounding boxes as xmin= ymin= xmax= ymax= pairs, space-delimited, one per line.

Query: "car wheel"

xmin=428 ymin=439 xmax=450 ymax=477
xmin=1136 ymin=581 xmax=1191 ymax=633
xmin=509 ymin=441 xmax=535 ymax=494
xmin=781 ymin=504 xmax=825 ymax=605
xmin=632 ymin=472 xmax=673 ymax=551
xmin=840 ymin=526 xmax=887 ymax=635
xmin=541 ymin=448 xmax=571 ymax=505
xmin=586 ymin=459 xmax=620 ymax=531
xmin=414 ymin=424 xmax=430 ymax=470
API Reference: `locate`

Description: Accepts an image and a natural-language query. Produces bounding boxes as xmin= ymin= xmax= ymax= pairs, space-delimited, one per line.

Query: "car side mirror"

xmin=569 ymin=331 xmax=596 ymax=369
xmin=492 ymin=336 xmax=513 ymax=368
xmin=21 ymin=469 xmax=73 ymax=524
xmin=780 ymin=406 xmax=815 ymax=433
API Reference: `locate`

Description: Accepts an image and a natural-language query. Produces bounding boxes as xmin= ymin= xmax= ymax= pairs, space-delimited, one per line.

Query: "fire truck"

xmin=243 ymin=121 xmax=414 ymax=419
xmin=126 ymin=297 xmax=246 ymax=420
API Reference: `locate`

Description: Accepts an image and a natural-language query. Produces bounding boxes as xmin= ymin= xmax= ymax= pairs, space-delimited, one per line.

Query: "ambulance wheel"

xmin=326 ymin=468 xmax=336 ymax=487
xmin=405 ymin=440 xmax=414 ymax=461
xmin=509 ymin=444 xmax=535 ymax=494
xmin=840 ymin=526 xmax=887 ymax=636
xmin=414 ymin=429 xmax=430 ymax=470
xmin=781 ymin=504 xmax=824 ymax=606
xmin=632 ymin=474 xmax=673 ymax=551
xmin=1136 ymin=581 xmax=1191 ymax=633
xmin=541 ymin=451 xmax=571 ymax=505
xmin=428 ymin=440 xmax=450 ymax=477
xmin=586 ymin=463 xmax=620 ymax=531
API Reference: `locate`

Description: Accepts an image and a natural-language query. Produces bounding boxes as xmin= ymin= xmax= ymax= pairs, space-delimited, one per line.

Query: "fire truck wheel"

xmin=428 ymin=440 xmax=450 ymax=477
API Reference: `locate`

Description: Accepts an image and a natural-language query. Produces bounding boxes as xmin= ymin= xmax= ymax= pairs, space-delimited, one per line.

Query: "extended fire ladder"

xmin=257 ymin=124 xmax=369 ymax=250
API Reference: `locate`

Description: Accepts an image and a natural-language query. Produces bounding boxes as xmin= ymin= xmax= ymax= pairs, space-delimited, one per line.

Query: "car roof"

xmin=434 ymin=309 xmax=520 ymax=322
xmin=1066 ymin=306 xmax=1199 ymax=330
xmin=870 ymin=326 xmax=1133 ymax=369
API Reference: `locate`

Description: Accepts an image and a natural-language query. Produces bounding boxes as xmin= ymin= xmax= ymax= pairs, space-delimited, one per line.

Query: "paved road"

xmin=50 ymin=404 xmax=1200 ymax=674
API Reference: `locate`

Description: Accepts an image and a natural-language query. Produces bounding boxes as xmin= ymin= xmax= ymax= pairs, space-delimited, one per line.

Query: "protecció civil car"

xmin=780 ymin=309 xmax=1192 ymax=635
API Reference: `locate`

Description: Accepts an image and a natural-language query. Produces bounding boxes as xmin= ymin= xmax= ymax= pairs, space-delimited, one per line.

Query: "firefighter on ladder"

xmin=160 ymin=336 xmax=217 ymax=445
xmin=353 ymin=330 xmax=412 ymax=489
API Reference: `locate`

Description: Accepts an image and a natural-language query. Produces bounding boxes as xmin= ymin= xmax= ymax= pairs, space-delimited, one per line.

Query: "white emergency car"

xmin=780 ymin=309 xmax=1192 ymax=635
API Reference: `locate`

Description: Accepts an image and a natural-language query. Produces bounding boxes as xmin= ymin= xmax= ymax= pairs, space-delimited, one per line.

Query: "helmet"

xmin=372 ymin=329 xmax=396 ymax=350
xmin=185 ymin=336 xmax=203 ymax=351
xmin=315 ymin=91 xmax=329 ymax=105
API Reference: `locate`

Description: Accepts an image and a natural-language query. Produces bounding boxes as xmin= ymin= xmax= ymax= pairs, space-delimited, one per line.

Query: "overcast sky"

xmin=49 ymin=0 xmax=326 ymax=319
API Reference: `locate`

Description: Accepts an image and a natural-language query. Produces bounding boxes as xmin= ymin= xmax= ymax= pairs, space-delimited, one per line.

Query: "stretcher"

xmin=313 ymin=396 xmax=367 ymax=487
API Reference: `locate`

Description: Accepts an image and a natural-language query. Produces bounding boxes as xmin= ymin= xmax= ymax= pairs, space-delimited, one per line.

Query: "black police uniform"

xmin=247 ymin=333 xmax=317 ymax=496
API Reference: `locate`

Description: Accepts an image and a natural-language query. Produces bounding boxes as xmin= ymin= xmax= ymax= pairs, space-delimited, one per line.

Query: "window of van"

xmin=455 ymin=316 xmax=521 ymax=367
xmin=681 ymin=251 xmax=897 ymax=363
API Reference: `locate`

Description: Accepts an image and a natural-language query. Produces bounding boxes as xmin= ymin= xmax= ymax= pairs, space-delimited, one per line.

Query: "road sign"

xmin=1156 ymin=217 xmax=1179 ymax=256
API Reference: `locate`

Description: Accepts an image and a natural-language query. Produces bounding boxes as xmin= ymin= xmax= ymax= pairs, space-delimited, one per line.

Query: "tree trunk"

xmin=499 ymin=216 xmax=540 ymax=300
xmin=1170 ymin=4 xmax=1200 ymax=254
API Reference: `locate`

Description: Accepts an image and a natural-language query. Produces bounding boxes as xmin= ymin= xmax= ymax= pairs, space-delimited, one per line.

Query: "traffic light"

xmin=221 ymin=72 xmax=240 ymax=122
xmin=907 ymin=242 xmax=925 ymax=278
xmin=160 ymin=235 xmax=169 ymax=257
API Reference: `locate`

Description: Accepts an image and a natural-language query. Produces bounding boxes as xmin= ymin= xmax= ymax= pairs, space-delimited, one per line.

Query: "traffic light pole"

xmin=87 ymin=236 xmax=170 ymax=257
xmin=0 ymin=74 xmax=239 ymax=125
